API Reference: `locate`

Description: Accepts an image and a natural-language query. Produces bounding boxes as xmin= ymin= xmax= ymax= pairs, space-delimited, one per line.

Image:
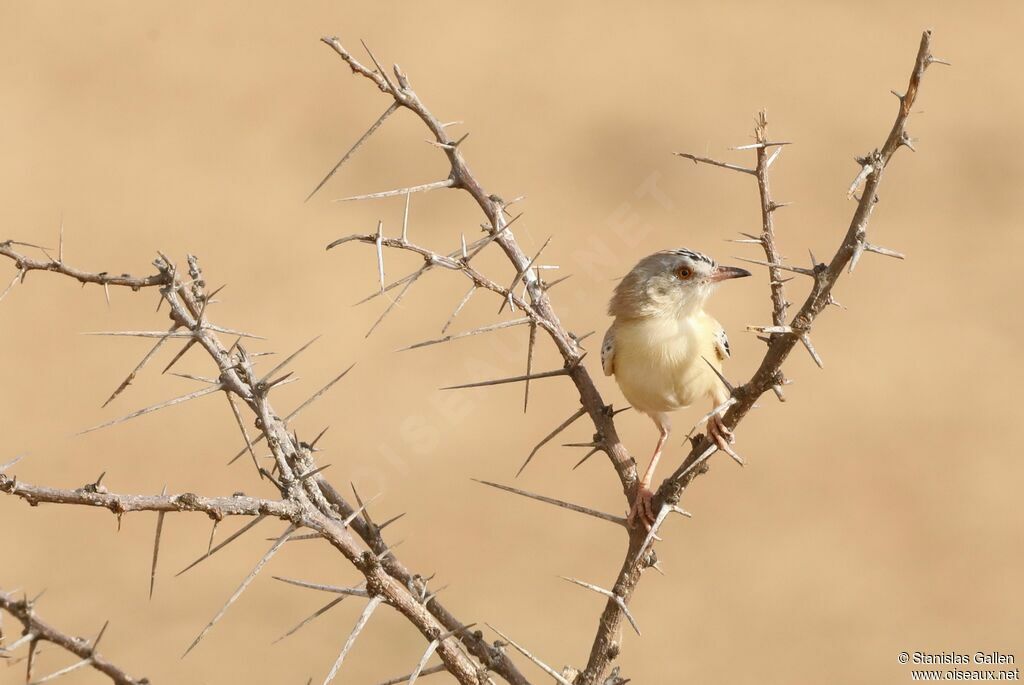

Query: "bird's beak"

xmin=710 ymin=265 xmax=752 ymax=282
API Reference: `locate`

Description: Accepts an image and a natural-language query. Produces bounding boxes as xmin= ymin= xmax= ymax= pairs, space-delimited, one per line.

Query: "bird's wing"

xmin=601 ymin=326 xmax=615 ymax=376
xmin=713 ymin=327 xmax=731 ymax=361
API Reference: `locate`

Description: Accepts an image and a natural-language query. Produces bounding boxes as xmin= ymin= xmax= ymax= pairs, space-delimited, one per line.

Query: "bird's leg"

xmin=628 ymin=417 xmax=670 ymax=530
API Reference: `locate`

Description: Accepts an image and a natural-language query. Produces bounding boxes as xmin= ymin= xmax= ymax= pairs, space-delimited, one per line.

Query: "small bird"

xmin=601 ymin=248 xmax=751 ymax=528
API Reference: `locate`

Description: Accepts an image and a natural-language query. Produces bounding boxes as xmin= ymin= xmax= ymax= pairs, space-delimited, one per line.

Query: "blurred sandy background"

xmin=1 ymin=2 xmax=1022 ymax=683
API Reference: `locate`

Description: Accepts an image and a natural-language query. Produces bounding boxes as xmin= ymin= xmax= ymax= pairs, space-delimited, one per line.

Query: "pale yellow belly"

xmin=612 ymin=317 xmax=720 ymax=415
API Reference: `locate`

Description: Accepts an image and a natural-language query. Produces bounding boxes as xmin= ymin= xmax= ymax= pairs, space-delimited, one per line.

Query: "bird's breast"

xmin=611 ymin=315 xmax=720 ymax=414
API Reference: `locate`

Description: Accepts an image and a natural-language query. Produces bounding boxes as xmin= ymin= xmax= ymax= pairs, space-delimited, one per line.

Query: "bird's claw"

xmin=708 ymin=413 xmax=734 ymax=444
xmin=628 ymin=485 xmax=656 ymax=530
xmin=709 ymin=414 xmax=743 ymax=465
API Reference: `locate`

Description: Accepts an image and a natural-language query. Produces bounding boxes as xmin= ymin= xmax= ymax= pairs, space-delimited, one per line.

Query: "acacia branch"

xmin=0 ymin=241 xmax=169 ymax=291
xmin=0 ymin=249 xmax=526 ymax=685
xmin=320 ymin=36 xmax=638 ymax=497
xmin=0 ymin=29 xmax=943 ymax=685
xmin=575 ymin=31 xmax=942 ymax=684
xmin=0 ymin=476 xmax=298 ymax=519
xmin=0 ymin=589 xmax=149 ymax=685
xmin=752 ymin=113 xmax=792 ymax=334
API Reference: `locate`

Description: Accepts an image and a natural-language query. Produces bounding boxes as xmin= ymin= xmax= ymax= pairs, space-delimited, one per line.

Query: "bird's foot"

xmin=709 ymin=414 xmax=744 ymax=465
xmin=628 ymin=484 xmax=656 ymax=530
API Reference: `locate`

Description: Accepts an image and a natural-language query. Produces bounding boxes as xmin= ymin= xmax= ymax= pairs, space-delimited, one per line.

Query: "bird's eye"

xmin=676 ymin=266 xmax=692 ymax=280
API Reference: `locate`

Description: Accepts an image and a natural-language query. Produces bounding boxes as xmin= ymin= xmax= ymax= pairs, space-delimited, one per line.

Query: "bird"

xmin=601 ymin=248 xmax=751 ymax=528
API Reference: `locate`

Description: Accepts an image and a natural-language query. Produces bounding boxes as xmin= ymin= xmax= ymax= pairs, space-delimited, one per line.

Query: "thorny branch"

xmin=0 ymin=29 xmax=942 ymax=685
xmin=0 ymin=246 xmax=524 ymax=685
xmin=319 ymin=36 xmax=640 ymax=497
xmin=0 ymin=589 xmax=148 ymax=684
xmin=581 ymin=31 xmax=942 ymax=684
xmin=316 ymin=30 xmax=943 ymax=685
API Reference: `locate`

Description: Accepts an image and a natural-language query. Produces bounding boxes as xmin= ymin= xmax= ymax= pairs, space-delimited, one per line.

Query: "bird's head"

xmin=609 ymin=248 xmax=751 ymax=319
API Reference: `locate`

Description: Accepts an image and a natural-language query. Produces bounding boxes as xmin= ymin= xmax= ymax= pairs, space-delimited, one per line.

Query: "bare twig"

xmin=321 ymin=35 xmax=639 ymax=499
xmin=0 ymin=589 xmax=147 ymax=685
xmin=576 ymin=32 xmax=941 ymax=684
xmin=0 ymin=477 xmax=296 ymax=519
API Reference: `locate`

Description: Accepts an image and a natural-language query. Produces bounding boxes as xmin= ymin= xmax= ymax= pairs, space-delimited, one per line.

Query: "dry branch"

xmin=0 ymin=246 xmax=524 ymax=685
xmin=0 ymin=589 xmax=149 ymax=685
xmin=0 ymin=28 xmax=943 ymax=685
xmin=320 ymin=36 xmax=640 ymax=497
xmin=577 ymin=32 xmax=942 ymax=683
xmin=316 ymin=30 xmax=941 ymax=685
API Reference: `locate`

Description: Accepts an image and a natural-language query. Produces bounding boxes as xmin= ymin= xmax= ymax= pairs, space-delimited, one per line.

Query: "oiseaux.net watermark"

xmin=899 ymin=651 xmax=1018 ymax=681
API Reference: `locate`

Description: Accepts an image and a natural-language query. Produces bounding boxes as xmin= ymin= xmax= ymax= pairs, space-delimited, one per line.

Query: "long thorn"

xmin=207 ymin=519 xmax=219 ymax=555
xmin=736 ymin=256 xmax=815 ymax=277
xmin=745 ymin=324 xmax=793 ymax=335
xmin=82 ymin=330 xmax=193 ymax=339
xmin=523 ymin=323 xmax=537 ymax=413
xmin=352 ymin=235 xmax=490 ymax=306
xmin=473 ymin=479 xmax=626 ymax=527
xmin=690 ymin=397 xmax=737 ymax=434
xmin=175 ymin=515 xmax=268 ymax=577
xmin=398 ymin=318 xmax=531 ymax=352
xmin=441 ymin=286 xmax=476 ymax=334
xmin=309 ymin=426 xmax=330 ymax=450
xmin=182 ymin=524 xmax=296 ymax=658
xmin=321 ymin=596 xmax=384 ymax=685
xmin=408 ymin=640 xmax=440 ymax=685
xmin=272 ymin=577 xmax=370 ymax=597
xmin=637 ymin=504 xmax=673 ymax=559
xmin=498 ymin=236 xmax=551 ymax=314
xmin=401 ymin=192 xmax=411 ymax=241
xmin=340 ymin=493 xmax=381 ymax=528
xmin=259 ymin=336 xmax=321 ymax=385
xmin=228 ymin=364 xmax=355 ymax=464
xmin=559 ymin=576 xmax=641 ymax=636
xmin=701 ymin=356 xmax=734 ymax=393
xmin=673 ymin=443 xmax=719 ymax=482
xmin=366 ymin=266 xmax=423 ymax=338
xmin=674 ymin=151 xmax=755 ymax=175
xmin=161 ymin=338 xmax=198 ymax=374
xmin=102 ymin=327 xmax=178 ymax=407
xmin=800 ymin=333 xmax=824 ymax=368
xmin=79 ymin=384 xmax=222 ymax=435
xmin=202 ymin=323 xmax=265 ymax=340
xmin=571 ymin=446 xmax=602 ymax=470
xmin=333 ymin=179 xmax=453 ymax=203
xmin=378 ymin=511 xmax=405 ymax=530
xmin=350 ymin=483 xmax=376 ymax=527
xmin=30 ymin=658 xmax=92 ymax=683
xmin=306 ymin=103 xmax=400 ymax=202
xmin=359 ymin=39 xmax=398 ymax=94
xmin=516 ymin=407 xmax=586 ymax=477
xmin=373 ymin=665 xmax=446 ymax=685
xmin=863 ymin=242 xmax=906 ymax=260
xmin=0 ymin=269 xmax=22 ymax=304
xmin=284 ymin=364 xmax=355 ymax=422
xmin=441 ymin=367 xmax=569 ymax=391
xmin=486 ymin=625 xmax=572 ymax=685
xmin=149 ymin=485 xmax=167 ymax=599
xmin=224 ymin=392 xmax=261 ymax=473
xmin=0 ymin=453 xmax=27 ymax=473
xmin=374 ymin=220 xmax=386 ymax=292
xmin=272 ymin=595 xmax=349 ymax=644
